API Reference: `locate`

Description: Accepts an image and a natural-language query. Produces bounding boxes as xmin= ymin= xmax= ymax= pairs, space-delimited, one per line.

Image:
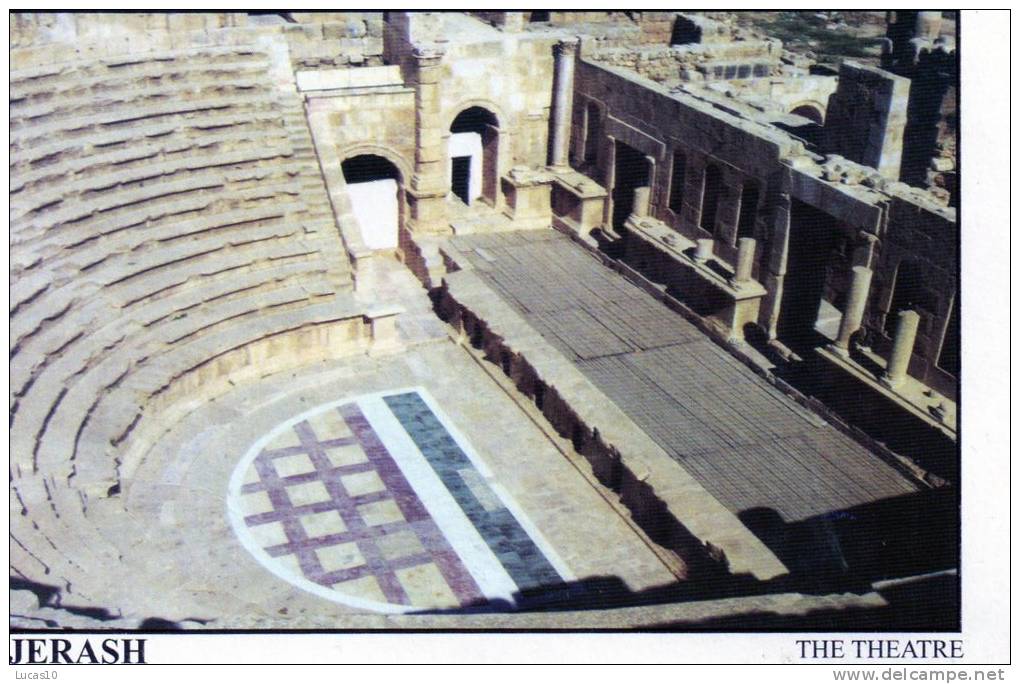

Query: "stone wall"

xmin=311 ymin=90 xmax=417 ymax=172
xmin=589 ymin=40 xmax=782 ymax=85
xmin=284 ymin=12 xmax=385 ymax=70
xmin=730 ymin=75 xmax=838 ymax=119
xmin=574 ymin=59 xmax=800 ymax=269
xmin=436 ymin=34 xmax=558 ymax=168
xmin=381 ymin=12 xmax=559 ymax=232
xmin=10 ymin=12 xmax=250 ymax=67
xmin=822 ymin=61 xmax=911 ymax=179
xmin=867 ymin=193 xmax=958 ymax=392
xmin=571 ymin=56 xmax=957 ymax=399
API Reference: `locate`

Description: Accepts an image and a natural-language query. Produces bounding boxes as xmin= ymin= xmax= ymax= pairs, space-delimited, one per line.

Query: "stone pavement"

xmin=447 ymin=230 xmax=919 ymax=523
xmin=126 ymin=341 xmax=678 ymax=623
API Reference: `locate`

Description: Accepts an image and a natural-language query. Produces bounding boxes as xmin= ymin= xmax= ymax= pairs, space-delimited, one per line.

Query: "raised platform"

xmin=442 ymin=230 xmax=921 ymax=526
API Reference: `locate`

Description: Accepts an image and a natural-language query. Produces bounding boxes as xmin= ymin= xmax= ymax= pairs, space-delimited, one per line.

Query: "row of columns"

xmin=830 ymin=263 xmax=920 ymax=388
xmin=691 ymin=236 xmax=757 ymax=286
xmin=544 ymin=37 xmax=922 ymax=389
xmin=558 ymin=70 xmax=916 ymax=387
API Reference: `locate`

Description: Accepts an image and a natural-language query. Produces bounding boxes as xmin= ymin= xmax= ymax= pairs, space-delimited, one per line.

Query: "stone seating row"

xmin=10 ymin=60 xmax=271 ymax=110
xmin=11 ymin=76 xmax=268 ymax=127
xmin=15 ymin=164 xmax=288 ymax=238
xmin=11 ymin=468 xmax=130 ymax=607
xmin=9 ymin=45 xmax=268 ymax=99
xmin=11 ymin=179 xmax=303 ymax=255
xmin=10 ymin=87 xmax=280 ymax=148
xmin=10 ymin=292 xmax=362 ymax=610
xmin=12 ymin=143 xmax=296 ymax=220
xmin=11 ymin=233 xmax=336 ymax=428
xmin=9 ymin=194 xmax=345 ymax=361
xmin=11 ymin=126 xmax=292 ymax=195
xmin=9 ymin=43 xmax=357 ymax=613
xmin=10 ymin=110 xmax=286 ymax=169
xmin=11 ymin=231 xmax=329 ymax=391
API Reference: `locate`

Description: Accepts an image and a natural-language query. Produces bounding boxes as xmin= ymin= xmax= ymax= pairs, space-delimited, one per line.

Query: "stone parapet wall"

xmin=282 ymin=14 xmax=385 ymax=71
xmin=588 ymin=40 xmax=782 ymax=85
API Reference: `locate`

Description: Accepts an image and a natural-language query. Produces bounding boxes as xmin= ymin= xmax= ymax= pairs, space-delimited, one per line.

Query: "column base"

xmin=879 ymin=374 xmax=902 ymax=390
xmin=827 ymin=343 xmax=851 ymax=358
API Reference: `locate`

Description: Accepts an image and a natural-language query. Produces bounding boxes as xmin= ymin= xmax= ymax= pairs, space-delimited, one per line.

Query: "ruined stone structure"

xmin=10 ymin=12 xmax=958 ymax=631
xmin=881 ymin=11 xmax=958 ymax=204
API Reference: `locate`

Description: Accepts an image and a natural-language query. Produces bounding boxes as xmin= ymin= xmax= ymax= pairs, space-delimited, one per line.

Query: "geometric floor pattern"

xmin=228 ymin=388 xmax=570 ymax=613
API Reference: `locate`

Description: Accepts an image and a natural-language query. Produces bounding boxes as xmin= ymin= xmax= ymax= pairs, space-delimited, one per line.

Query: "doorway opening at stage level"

xmin=449 ymin=106 xmax=500 ymax=207
xmin=611 ymin=140 xmax=650 ymax=232
xmin=776 ymin=199 xmax=846 ymax=355
xmin=341 ymin=154 xmax=403 ymax=251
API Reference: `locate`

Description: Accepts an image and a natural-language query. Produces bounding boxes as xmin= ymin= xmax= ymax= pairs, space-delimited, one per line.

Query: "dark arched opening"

xmin=700 ymin=164 xmax=723 ymax=233
xmin=449 ymin=106 xmax=500 ymax=206
xmin=668 ymin=152 xmax=687 ymax=214
xmin=583 ymin=101 xmax=602 ymax=164
xmin=791 ymin=104 xmax=824 ymax=125
xmin=670 ymin=15 xmax=702 ymax=45
xmin=737 ymin=180 xmax=760 ymax=240
xmin=341 ymin=154 xmax=403 ymax=250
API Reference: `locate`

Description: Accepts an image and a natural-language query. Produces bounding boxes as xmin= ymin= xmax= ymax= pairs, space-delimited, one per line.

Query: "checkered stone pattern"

xmin=235 ymin=403 xmax=486 ymax=610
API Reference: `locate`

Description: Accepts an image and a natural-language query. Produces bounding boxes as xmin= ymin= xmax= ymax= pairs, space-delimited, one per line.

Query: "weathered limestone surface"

xmin=8 ymin=40 xmax=370 ymax=614
xmin=7 ymin=11 xmax=959 ymax=631
xmin=822 ymin=61 xmax=911 ymax=179
xmin=439 ymin=267 xmax=789 ymax=582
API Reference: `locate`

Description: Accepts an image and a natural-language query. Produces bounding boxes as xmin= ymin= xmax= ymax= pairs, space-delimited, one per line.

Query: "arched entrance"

xmin=790 ymin=103 xmax=825 ymax=125
xmin=448 ymin=106 xmax=500 ymax=207
xmin=341 ymin=154 xmax=403 ymax=251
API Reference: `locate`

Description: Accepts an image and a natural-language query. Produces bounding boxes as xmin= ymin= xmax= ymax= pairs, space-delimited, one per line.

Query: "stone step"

xmin=11 ymin=76 xmax=270 ymax=123
xmin=12 ymin=145 xmax=295 ymax=218
xmin=12 ymin=126 xmax=293 ymax=194
xmin=11 ymin=91 xmax=281 ymax=148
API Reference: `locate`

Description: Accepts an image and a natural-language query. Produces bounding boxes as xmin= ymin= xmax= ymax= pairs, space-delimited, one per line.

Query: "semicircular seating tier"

xmin=9 ymin=45 xmax=359 ymax=614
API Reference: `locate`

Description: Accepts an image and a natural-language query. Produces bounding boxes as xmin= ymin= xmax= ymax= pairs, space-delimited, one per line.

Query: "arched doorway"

xmin=449 ymin=106 xmax=500 ymax=207
xmin=341 ymin=154 xmax=403 ymax=251
xmin=790 ymin=103 xmax=824 ymax=125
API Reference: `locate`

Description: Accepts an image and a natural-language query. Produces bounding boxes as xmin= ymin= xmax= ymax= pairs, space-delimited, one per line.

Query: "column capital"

xmin=412 ymin=44 xmax=446 ymax=65
xmin=554 ymin=36 xmax=581 ymax=56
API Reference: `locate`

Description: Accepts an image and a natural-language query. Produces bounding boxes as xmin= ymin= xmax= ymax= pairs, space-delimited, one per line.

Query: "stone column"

xmin=632 ymin=186 xmax=651 ymax=217
xmin=734 ymin=237 xmax=756 ymax=284
xmin=853 ymin=231 xmax=879 ymax=269
xmin=881 ymin=309 xmax=920 ymax=387
xmin=602 ymin=135 xmax=616 ymax=228
xmin=408 ymin=45 xmax=448 ymax=234
xmin=833 ymin=265 xmax=874 ymax=353
xmin=549 ymin=37 xmax=580 ymax=169
xmin=695 ymin=238 xmax=714 ymax=262
xmin=763 ymin=193 xmax=791 ymax=340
